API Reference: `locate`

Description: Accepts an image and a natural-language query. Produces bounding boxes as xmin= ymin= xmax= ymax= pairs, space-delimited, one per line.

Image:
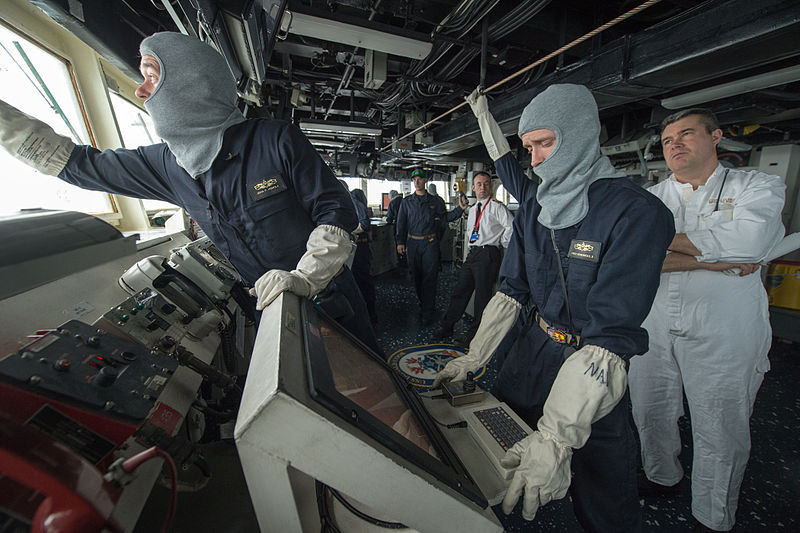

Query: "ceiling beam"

xmin=426 ymin=0 xmax=800 ymax=155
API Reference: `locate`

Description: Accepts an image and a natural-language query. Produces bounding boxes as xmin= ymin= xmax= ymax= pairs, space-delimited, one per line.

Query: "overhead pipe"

xmin=380 ymin=0 xmax=665 ymax=152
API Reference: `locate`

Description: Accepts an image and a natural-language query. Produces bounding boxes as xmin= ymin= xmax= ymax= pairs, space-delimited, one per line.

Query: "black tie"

xmin=473 ymin=203 xmax=482 ymax=232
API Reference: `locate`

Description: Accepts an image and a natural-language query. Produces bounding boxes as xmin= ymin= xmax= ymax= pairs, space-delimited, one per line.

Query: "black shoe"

xmin=435 ymin=325 xmax=454 ymax=338
xmin=637 ymin=473 xmax=680 ymax=498
xmin=452 ymin=336 xmax=469 ymax=348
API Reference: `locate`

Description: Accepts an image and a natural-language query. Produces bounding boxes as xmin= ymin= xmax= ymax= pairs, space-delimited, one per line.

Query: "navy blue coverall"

xmin=395 ymin=193 xmax=463 ymax=323
xmin=350 ymin=189 xmax=376 ymax=324
xmin=492 ymin=152 xmax=674 ymax=532
xmin=385 ymin=194 xmax=403 ymax=224
xmin=59 ymin=119 xmax=379 ymax=352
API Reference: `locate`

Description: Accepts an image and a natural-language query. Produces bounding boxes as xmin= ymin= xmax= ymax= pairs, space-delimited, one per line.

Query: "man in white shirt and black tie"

xmin=437 ymin=171 xmax=514 ymax=343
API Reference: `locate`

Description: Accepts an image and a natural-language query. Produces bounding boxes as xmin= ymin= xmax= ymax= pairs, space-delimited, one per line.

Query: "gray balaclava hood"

xmin=139 ymin=32 xmax=245 ymax=178
xmin=518 ymin=84 xmax=624 ymax=229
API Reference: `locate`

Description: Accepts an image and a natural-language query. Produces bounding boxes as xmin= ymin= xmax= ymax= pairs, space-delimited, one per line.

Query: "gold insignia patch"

xmin=568 ymin=239 xmax=601 ymax=262
xmin=248 ymin=174 xmax=287 ymax=201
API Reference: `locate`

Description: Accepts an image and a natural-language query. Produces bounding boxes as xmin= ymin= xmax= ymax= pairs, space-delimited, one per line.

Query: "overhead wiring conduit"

xmin=381 ymin=0 xmax=665 ymax=152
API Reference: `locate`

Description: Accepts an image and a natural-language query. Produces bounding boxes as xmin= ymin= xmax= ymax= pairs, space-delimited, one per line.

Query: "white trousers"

xmin=630 ymin=273 xmax=770 ymax=531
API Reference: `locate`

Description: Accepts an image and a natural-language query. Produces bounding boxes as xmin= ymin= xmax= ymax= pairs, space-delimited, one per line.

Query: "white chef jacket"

xmin=658 ymin=164 xmax=785 ymax=263
xmin=648 ymin=164 xmax=785 ymax=335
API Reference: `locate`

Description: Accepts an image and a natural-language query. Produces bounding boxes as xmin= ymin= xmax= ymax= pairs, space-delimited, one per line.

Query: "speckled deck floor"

xmin=374 ymin=263 xmax=800 ymax=532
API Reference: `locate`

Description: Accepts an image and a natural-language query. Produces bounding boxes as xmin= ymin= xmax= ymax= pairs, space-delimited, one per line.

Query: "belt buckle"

xmin=546 ymin=326 xmax=568 ymax=344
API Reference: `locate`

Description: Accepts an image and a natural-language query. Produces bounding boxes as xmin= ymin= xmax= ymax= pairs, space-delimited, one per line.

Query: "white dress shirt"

xmin=465 ymin=197 xmax=514 ymax=248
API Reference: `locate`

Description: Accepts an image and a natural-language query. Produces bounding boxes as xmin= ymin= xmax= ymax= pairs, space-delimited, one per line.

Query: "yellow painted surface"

xmin=766 ymin=261 xmax=800 ymax=310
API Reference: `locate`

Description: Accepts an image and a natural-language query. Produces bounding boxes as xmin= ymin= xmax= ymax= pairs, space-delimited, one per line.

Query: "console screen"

xmin=317 ymin=319 xmax=438 ymax=458
xmin=303 ymin=301 xmax=486 ymax=508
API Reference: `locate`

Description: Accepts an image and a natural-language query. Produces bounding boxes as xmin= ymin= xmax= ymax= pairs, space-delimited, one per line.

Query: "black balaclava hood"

xmin=139 ymin=32 xmax=245 ymax=178
xmin=518 ymin=84 xmax=625 ymax=229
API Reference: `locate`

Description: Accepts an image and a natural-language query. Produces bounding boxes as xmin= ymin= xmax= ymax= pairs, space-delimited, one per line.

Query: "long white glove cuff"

xmin=467 ymin=292 xmax=521 ymax=365
xmin=465 ymin=88 xmax=510 ymax=161
xmin=292 ymin=224 xmax=354 ymax=296
xmin=0 ymin=100 xmax=75 ymax=176
xmin=538 ymin=345 xmax=627 ymax=450
xmin=433 ymin=292 xmax=521 ymax=388
xmin=475 ymin=111 xmax=511 ymax=161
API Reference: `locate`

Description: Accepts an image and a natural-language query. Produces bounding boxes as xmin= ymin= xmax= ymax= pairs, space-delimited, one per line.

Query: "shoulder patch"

xmin=247 ymin=174 xmax=287 ymax=201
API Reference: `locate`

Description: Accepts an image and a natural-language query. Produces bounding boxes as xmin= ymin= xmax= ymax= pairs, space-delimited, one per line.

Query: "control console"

xmin=99 ymin=287 xmax=217 ymax=348
xmin=0 ymin=320 xmax=178 ymax=422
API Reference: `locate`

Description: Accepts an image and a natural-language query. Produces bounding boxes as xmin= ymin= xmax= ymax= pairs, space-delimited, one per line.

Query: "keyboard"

xmin=460 ymin=402 xmax=533 ymax=480
xmin=473 ymin=406 xmax=529 ymax=451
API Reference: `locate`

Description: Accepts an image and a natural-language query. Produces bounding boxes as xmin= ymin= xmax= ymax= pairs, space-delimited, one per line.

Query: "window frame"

xmin=0 ymin=18 xmax=119 ymax=217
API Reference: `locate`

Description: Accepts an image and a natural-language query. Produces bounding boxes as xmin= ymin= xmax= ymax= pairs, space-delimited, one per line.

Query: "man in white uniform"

xmin=437 ymin=171 xmax=513 ymax=343
xmin=629 ymin=108 xmax=785 ymax=532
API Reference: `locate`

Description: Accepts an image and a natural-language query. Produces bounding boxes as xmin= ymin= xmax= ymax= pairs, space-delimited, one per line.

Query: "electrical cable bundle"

xmin=372 ymin=0 xmax=553 ymax=115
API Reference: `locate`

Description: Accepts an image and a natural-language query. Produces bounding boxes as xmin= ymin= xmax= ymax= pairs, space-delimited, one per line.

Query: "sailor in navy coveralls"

xmin=395 ymin=169 xmax=466 ymax=325
xmin=435 ymin=84 xmax=674 ymax=532
xmin=0 ymin=32 xmax=379 ymax=353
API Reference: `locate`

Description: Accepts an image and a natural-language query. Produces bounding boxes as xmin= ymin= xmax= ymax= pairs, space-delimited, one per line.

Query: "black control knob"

xmin=463 ymin=371 xmax=476 ymax=393
xmin=95 ymin=366 xmax=119 ymax=387
xmin=86 ymin=336 xmax=101 ymax=348
xmin=159 ymin=336 xmax=176 ymax=349
xmin=53 ymin=359 xmax=71 ymax=372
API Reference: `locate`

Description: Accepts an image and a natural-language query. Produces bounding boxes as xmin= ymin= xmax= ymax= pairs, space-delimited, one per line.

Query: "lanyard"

xmin=472 ymin=201 xmax=488 ymax=232
xmin=713 ymin=169 xmax=730 ymax=212
xmin=549 ymin=229 xmax=579 ymax=348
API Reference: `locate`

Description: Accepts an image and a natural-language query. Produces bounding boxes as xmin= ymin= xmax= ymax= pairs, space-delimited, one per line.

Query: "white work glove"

xmin=249 ymin=224 xmax=354 ymax=310
xmin=501 ymin=344 xmax=627 ymax=520
xmin=465 ymin=87 xmax=510 ymax=161
xmin=432 ymin=292 xmax=521 ymax=388
xmin=0 ymin=99 xmax=75 ymax=175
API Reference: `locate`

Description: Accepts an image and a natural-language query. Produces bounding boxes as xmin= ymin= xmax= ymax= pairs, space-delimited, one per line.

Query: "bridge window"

xmin=106 ymin=91 xmax=177 ymax=213
xmin=0 ymin=22 xmax=114 ymax=217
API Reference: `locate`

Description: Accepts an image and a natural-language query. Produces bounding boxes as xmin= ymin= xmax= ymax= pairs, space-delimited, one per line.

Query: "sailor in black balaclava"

xmin=433 ymin=85 xmax=676 ymax=532
xmin=0 ymin=32 xmax=379 ymax=353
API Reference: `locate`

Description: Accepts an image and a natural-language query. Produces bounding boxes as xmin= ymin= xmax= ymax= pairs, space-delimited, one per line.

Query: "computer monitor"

xmin=302 ymin=299 xmax=486 ymax=507
xmin=235 ymin=292 xmax=500 ymax=532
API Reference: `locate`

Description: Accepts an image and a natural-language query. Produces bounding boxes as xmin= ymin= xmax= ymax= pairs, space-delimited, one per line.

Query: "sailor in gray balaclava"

xmin=434 ymin=84 xmax=675 ymax=531
xmin=0 ymin=31 xmax=379 ymax=353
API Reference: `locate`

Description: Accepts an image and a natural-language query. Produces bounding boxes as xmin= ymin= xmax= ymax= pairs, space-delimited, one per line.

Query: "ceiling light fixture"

xmin=309 ymin=139 xmax=346 ymax=149
xmin=282 ymin=11 xmax=432 ymax=60
xmin=299 ymin=120 xmax=382 ymax=137
xmin=718 ymin=137 xmax=753 ymax=152
xmin=661 ymin=64 xmax=800 ymax=109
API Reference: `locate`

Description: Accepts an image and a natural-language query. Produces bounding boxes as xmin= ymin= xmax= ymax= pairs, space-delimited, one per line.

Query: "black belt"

xmin=469 ymin=244 xmax=499 ymax=250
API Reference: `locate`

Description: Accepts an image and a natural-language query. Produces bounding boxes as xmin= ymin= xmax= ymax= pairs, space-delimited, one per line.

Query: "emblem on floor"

xmin=388 ymin=344 xmax=486 ymax=389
